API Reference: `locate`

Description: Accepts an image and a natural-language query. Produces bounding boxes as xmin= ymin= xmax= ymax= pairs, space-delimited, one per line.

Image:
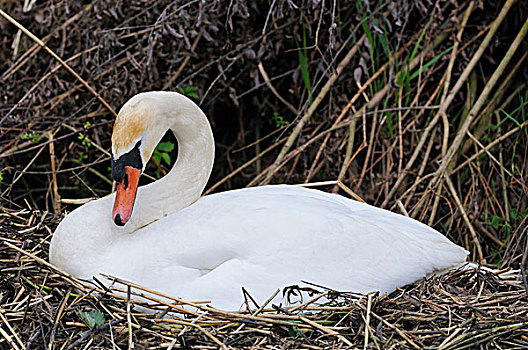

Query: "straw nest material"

xmin=1 ymin=207 xmax=527 ymax=349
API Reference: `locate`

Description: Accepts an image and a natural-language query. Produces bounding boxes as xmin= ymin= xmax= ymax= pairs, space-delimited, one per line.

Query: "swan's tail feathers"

xmin=426 ymin=238 xmax=468 ymax=270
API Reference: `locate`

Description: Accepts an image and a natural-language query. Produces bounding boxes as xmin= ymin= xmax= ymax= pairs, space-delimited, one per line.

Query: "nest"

xmin=1 ymin=208 xmax=527 ymax=349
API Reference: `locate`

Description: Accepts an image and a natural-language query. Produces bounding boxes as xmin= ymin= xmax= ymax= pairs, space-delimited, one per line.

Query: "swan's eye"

xmin=111 ymin=156 xmax=125 ymax=182
xmin=111 ymin=140 xmax=143 ymax=182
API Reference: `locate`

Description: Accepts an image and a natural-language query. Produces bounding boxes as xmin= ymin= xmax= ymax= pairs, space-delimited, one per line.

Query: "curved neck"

xmin=124 ymin=95 xmax=215 ymax=232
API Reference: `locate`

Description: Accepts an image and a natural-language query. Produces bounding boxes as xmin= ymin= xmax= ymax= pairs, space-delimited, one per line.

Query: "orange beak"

xmin=112 ymin=166 xmax=141 ymax=226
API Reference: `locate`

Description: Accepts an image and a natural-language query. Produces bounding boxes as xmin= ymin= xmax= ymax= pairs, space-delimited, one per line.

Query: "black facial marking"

xmin=111 ymin=140 xmax=143 ymax=182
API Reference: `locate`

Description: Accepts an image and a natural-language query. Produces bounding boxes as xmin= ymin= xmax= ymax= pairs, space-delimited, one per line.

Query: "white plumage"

xmin=50 ymin=91 xmax=468 ymax=310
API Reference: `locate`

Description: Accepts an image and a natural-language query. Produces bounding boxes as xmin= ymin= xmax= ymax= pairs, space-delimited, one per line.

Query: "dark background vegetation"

xmin=1 ymin=1 xmax=528 ymax=348
xmin=2 ymin=0 xmax=527 ymax=266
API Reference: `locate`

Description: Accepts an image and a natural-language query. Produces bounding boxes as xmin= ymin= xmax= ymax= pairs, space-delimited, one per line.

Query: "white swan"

xmin=49 ymin=91 xmax=468 ymax=310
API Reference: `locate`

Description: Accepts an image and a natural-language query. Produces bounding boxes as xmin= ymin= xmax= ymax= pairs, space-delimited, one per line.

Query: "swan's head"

xmin=110 ymin=93 xmax=170 ymax=226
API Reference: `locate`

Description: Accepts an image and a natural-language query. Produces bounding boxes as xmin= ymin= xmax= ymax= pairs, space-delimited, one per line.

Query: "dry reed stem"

xmin=204 ymin=138 xmax=285 ymax=195
xmin=450 ymin=118 xmax=528 ymax=176
xmin=296 ymin=180 xmax=365 ymax=202
xmin=445 ymin=175 xmax=484 ymax=260
xmin=363 ymin=294 xmax=372 ymax=350
xmin=258 ymin=62 xmax=298 ymax=115
xmin=404 ymin=127 xmax=437 ymax=208
xmin=333 ymin=133 xmax=363 ymax=193
xmin=48 ymin=131 xmax=61 ymax=214
xmin=355 ymin=108 xmax=376 ymax=191
xmin=299 ymin=316 xmax=354 ymax=347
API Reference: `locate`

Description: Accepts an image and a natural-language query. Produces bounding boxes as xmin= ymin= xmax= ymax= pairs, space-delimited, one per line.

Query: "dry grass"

xmin=1 ymin=208 xmax=527 ymax=349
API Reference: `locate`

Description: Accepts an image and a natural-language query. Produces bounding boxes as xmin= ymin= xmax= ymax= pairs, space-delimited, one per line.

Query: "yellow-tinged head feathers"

xmin=112 ymin=98 xmax=149 ymax=158
xmin=111 ymin=92 xmax=173 ymax=164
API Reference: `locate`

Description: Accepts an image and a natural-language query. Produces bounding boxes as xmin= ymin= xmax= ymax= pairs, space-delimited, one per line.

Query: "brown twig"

xmin=258 ymin=62 xmax=298 ymax=115
xmin=48 ymin=131 xmax=61 ymax=214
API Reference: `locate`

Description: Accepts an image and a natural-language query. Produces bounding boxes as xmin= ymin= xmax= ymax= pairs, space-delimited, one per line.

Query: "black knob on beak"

xmin=114 ymin=213 xmax=125 ymax=226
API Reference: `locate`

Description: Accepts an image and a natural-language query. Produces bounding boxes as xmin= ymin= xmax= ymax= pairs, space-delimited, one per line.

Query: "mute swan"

xmin=50 ymin=91 xmax=468 ymax=310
